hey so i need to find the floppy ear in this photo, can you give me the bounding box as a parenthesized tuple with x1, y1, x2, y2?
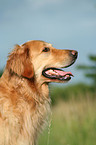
(7, 44, 34, 79)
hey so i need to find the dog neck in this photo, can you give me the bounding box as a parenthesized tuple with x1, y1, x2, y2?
(1, 68, 50, 104)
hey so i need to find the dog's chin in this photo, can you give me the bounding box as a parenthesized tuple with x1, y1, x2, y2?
(42, 77, 71, 83)
(42, 67, 73, 83)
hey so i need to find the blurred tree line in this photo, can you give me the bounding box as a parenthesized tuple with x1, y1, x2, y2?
(0, 70, 3, 77)
(77, 55, 96, 85)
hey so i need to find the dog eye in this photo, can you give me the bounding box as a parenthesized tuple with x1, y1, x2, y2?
(42, 47, 50, 52)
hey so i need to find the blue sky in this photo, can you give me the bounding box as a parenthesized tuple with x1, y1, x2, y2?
(0, 0, 96, 84)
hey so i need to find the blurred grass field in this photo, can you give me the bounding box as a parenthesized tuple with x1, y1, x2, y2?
(38, 84, 96, 145)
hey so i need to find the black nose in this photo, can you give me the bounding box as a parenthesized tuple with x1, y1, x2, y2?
(70, 50, 78, 59)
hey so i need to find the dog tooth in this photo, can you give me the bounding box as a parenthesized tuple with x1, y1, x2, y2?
(49, 69, 53, 72)
(49, 69, 53, 74)
(64, 76, 67, 79)
(66, 75, 69, 77)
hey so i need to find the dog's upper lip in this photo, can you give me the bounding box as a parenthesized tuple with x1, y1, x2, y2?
(63, 59, 77, 68)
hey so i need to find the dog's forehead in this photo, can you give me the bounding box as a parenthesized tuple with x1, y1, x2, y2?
(21, 40, 52, 47)
(44, 42, 52, 47)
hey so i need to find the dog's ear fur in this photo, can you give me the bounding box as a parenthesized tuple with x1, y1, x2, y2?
(7, 44, 34, 79)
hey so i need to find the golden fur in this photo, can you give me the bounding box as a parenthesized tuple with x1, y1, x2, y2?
(0, 40, 77, 145)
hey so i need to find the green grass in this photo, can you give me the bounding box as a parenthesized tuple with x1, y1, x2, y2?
(38, 98, 96, 145)
(50, 83, 96, 105)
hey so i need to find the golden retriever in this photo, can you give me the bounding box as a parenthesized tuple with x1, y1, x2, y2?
(0, 40, 78, 145)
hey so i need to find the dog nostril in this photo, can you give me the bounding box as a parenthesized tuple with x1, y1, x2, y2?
(71, 50, 78, 58)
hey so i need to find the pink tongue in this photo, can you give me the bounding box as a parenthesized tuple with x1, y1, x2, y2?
(55, 70, 73, 76)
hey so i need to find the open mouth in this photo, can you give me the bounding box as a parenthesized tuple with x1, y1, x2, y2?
(42, 67, 73, 81)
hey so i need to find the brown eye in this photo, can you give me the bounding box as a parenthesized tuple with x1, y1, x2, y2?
(42, 47, 50, 52)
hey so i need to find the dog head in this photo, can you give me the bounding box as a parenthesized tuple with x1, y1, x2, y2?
(7, 40, 78, 84)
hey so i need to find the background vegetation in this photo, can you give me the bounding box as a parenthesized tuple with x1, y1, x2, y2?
(0, 70, 3, 78)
